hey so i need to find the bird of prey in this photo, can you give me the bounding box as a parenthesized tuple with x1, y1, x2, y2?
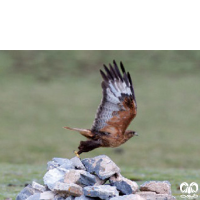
(64, 60, 138, 157)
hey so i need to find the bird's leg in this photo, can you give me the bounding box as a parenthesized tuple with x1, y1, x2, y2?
(73, 150, 80, 158)
(78, 140, 101, 154)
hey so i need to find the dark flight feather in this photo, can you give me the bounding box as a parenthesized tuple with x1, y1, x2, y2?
(109, 64, 118, 80)
(123, 71, 129, 87)
(100, 70, 108, 82)
(104, 65, 114, 80)
(113, 60, 123, 82)
(120, 61, 126, 74)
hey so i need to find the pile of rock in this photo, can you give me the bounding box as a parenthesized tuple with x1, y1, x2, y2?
(17, 155, 176, 200)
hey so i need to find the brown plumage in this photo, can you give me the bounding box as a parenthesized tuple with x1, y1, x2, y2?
(64, 60, 138, 156)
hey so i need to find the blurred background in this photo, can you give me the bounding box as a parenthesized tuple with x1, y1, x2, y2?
(0, 50, 200, 169)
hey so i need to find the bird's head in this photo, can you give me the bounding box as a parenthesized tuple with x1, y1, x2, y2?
(125, 130, 138, 139)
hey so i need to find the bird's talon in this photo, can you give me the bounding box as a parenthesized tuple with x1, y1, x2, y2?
(74, 150, 80, 158)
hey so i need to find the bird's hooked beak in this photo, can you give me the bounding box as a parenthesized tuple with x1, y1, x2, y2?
(134, 132, 139, 136)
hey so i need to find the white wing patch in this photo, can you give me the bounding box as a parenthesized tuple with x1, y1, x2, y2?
(109, 81, 121, 98)
(107, 80, 131, 101)
(106, 88, 120, 104)
(91, 61, 136, 132)
(121, 81, 132, 95)
(91, 79, 130, 131)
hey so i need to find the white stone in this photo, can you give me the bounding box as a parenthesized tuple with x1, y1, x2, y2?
(43, 168, 65, 190)
(26, 193, 41, 200)
(32, 181, 46, 192)
(40, 191, 54, 199)
(70, 157, 86, 170)
(110, 194, 145, 200)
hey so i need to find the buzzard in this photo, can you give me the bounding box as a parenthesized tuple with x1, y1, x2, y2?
(64, 60, 138, 157)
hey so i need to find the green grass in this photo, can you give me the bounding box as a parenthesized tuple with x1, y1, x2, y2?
(0, 163, 45, 199)
(1, 163, 199, 199)
(0, 72, 200, 168)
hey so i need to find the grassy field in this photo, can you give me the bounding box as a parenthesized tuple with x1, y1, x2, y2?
(1, 72, 200, 168)
(1, 163, 200, 199)
(0, 51, 200, 199)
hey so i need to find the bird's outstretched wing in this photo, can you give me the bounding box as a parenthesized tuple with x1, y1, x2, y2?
(91, 60, 137, 135)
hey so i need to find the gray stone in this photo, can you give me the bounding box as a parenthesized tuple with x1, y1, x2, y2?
(70, 157, 86, 170)
(16, 184, 40, 200)
(155, 194, 176, 200)
(47, 161, 60, 170)
(140, 181, 172, 195)
(47, 158, 74, 170)
(64, 169, 104, 187)
(137, 191, 176, 200)
(53, 182, 83, 197)
(82, 155, 120, 180)
(53, 158, 74, 170)
(43, 168, 66, 190)
(53, 158, 70, 165)
(54, 195, 67, 200)
(65, 196, 75, 200)
(136, 191, 157, 200)
(110, 173, 138, 195)
(74, 195, 94, 200)
(26, 193, 41, 200)
(32, 181, 46, 192)
(83, 185, 119, 200)
(110, 194, 145, 200)
(40, 191, 55, 199)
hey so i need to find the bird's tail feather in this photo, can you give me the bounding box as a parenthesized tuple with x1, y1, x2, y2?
(63, 126, 94, 138)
